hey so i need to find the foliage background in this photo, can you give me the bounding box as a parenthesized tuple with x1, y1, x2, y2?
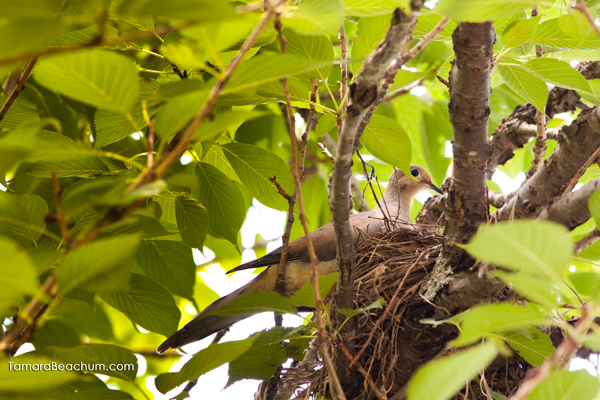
(2, 0, 600, 399)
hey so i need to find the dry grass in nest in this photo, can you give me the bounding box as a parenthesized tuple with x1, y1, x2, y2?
(283, 227, 525, 400)
(284, 227, 444, 399)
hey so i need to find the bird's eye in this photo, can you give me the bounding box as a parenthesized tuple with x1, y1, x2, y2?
(410, 168, 420, 178)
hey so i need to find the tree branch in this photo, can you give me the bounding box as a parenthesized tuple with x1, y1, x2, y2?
(435, 21, 494, 271)
(488, 62, 600, 178)
(0, 56, 37, 122)
(537, 175, 600, 230)
(494, 106, 600, 222)
(329, 4, 423, 393)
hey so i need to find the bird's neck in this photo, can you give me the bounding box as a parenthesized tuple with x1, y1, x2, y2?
(379, 186, 414, 223)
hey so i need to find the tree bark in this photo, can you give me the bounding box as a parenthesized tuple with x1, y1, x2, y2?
(329, 2, 423, 394)
(438, 22, 494, 268)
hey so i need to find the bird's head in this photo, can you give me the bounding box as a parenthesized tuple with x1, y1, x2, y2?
(388, 164, 443, 199)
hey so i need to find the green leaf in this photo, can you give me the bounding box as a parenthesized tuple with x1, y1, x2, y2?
(453, 303, 551, 347)
(496, 56, 548, 113)
(525, 58, 592, 93)
(569, 272, 600, 302)
(361, 115, 412, 175)
(118, 0, 236, 20)
(290, 273, 339, 308)
(501, 328, 554, 366)
(339, 298, 385, 318)
(0, 238, 39, 318)
(387, 70, 428, 93)
(531, 18, 600, 50)
(194, 110, 266, 142)
(34, 49, 139, 113)
(413, 12, 457, 40)
(194, 162, 246, 244)
(492, 271, 567, 308)
(284, 0, 344, 35)
(589, 189, 600, 227)
(285, 29, 334, 83)
(227, 327, 308, 387)
(207, 291, 296, 317)
(501, 16, 541, 48)
(0, 96, 39, 131)
(24, 155, 112, 178)
(0, 356, 77, 393)
(0, 193, 48, 247)
(558, 11, 593, 41)
(316, 114, 337, 137)
(223, 54, 330, 94)
(155, 336, 256, 394)
(0, 18, 63, 60)
(58, 236, 140, 294)
(527, 370, 599, 400)
(174, 195, 208, 249)
(434, 0, 538, 22)
(99, 273, 180, 337)
(462, 221, 572, 283)
(62, 176, 129, 221)
(95, 103, 159, 148)
(105, 215, 172, 239)
(55, 344, 138, 382)
(351, 14, 390, 75)
(154, 90, 207, 138)
(344, 0, 410, 16)
(136, 240, 195, 301)
(407, 342, 498, 400)
(222, 142, 295, 211)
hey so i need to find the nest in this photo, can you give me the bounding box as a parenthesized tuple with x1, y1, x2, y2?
(280, 228, 525, 400)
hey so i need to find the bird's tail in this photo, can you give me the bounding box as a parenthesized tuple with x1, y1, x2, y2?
(157, 271, 269, 354)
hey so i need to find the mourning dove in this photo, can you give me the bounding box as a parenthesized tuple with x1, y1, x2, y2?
(157, 164, 442, 353)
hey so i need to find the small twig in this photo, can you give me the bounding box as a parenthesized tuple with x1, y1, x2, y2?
(356, 150, 389, 229)
(436, 74, 450, 88)
(574, 228, 600, 254)
(561, 145, 600, 195)
(525, 13, 547, 180)
(0, 56, 38, 122)
(293, 98, 346, 400)
(350, 252, 425, 368)
(300, 78, 318, 179)
(318, 142, 336, 163)
(508, 305, 598, 400)
(270, 176, 292, 201)
(0, 272, 57, 353)
(382, 77, 426, 102)
(171, 64, 188, 79)
(531, 6, 544, 57)
(339, 23, 348, 114)
(340, 340, 387, 400)
(52, 174, 71, 244)
(575, 0, 600, 40)
(147, 119, 155, 168)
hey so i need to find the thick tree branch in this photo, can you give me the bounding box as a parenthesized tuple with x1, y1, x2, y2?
(488, 61, 600, 178)
(537, 176, 600, 230)
(435, 21, 494, 272)
(329, 2, 423, 393)
(494, 106, 600, 222)
(354, 16, 449, 152)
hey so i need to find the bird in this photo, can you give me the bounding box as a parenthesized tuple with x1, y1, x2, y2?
(157, 164, 442, 354)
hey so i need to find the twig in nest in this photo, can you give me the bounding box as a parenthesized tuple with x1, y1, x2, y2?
(340, 340, 388, 400)
(350, 252, 426, 368)
(318, 142, 336, 163)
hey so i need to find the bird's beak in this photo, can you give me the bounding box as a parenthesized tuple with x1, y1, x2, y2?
(424, 180, 443, 195)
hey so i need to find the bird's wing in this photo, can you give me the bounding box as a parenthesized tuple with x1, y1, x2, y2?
(226, 211, 383, 274)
